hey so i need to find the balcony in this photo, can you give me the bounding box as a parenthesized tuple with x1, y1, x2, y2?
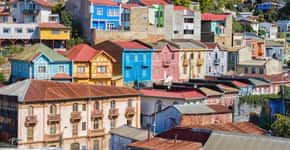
(108, 108, 119, 119)
(183, 59, 189, 66)
(47, 114, 60, 124)
(44, 133, 61, 142)
(88, 128, 105, 137)
(91, 110, 103, 120)
(25, 116, 37, 127)
(23, 9, 40, 15)
(125, 107, 135, 118)
(70, 112, 81, 123)
(214, 58, 220, 65)
(197, 58, 204, 66)
(91, 73, 112, 79)
(74, 73, 89, 79)
(0, 24, 38, 39)
(162, 60, 170, 67)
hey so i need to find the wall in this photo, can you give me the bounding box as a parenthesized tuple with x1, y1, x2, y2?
(180, 113, 232, 127)
(205, 48, 228, 76)
(111, 134, 133, 150)
(39, 28, 70, 40)
(10, 60, 30, 82)
(265, 59, 283, 75)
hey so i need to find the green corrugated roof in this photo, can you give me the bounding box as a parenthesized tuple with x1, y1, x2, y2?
(11, 43, 70, 62)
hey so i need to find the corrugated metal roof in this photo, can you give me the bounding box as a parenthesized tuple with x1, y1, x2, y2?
(248, 78, 270, 86)
(110, 126, 151, 141)
(174, 104, 230, 115)
(0, 80, 31, 102)
(203, 131, 290, 150)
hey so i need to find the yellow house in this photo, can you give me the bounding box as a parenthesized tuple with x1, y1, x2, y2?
(65, 44, 123, 86)
(39, 22, 70, 50)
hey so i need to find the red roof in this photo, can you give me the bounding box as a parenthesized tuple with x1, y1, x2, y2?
(39, 23, 68, 29)
(90, 0, 118, 6)
(174, 6, 189, 11)
(9, 0, 53, 8)
(203, 42, 218, 49)
(232, 81, 248, 88)
(121, 3, 141, 9)
(66, 44, 99, 62)
(244, 73, 290, 83)
(201, 13, 229, 21)
(140, 89, 205, 100)
(52, 73, 72, 80)
(114, 41, 151, 49)
(139, 0, 169, 6)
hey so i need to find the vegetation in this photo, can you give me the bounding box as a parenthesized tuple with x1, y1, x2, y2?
(259, 104, 272, 130)
(239, 94, 280, 106)
(278, 1, 290, 20)
(0, 72, 6, 83)
(271, 114, 290, 138)
(174, 0, 192, 7)
(1, 45, 24, 57)
(233, 18, 255, 33)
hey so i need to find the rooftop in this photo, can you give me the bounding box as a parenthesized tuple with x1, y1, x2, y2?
(114, 40, 152, 50)
(232, 81, 249, 88)
(110, 126, 151, 141)
(140, 89, 206, 100)
(39, 23, 68, 29)
(171, 39, 207, 50)
(0, 80, 141, 103)
(174, 104, 231, 115)
(90, 0, 118, 6)
(139, 0, 170, 6)
(202, 13, 229, 21)
(199, 87, 223, 97)
(244, 73, 290, 83)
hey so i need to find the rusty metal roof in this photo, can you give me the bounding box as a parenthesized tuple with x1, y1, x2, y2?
(0, 79, 141, 102)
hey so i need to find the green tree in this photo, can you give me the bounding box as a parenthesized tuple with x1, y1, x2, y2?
(51, 3, 63, 14)
(60, 11, 72, 28)
(174, 0, 192, 7)
(0, 72, 6, 83)
(199, 0, 215, 13)
(233, 18, 243, 32)
(271, 114, 290, 138)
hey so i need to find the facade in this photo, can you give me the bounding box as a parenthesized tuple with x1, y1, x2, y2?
(277, 20, 290, 32)
(65, 44, 122, 86)
(153, 104, 232, 134)
(171, 39, 207, 80)
(9, 43, 73, 82)
(259, 22, 278, 39)
(265, 40, 285, 61)
(203, 43, 227, 76)
(245, 39, 265, 58)
(39, 23, 70, 50)
(95, 40, 153, 86)
(0, 79, 141, 149)
(150, 39, 179, 82)
(201, 13, 232, 49)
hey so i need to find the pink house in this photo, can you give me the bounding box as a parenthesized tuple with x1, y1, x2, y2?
(151, 40, 180, 82)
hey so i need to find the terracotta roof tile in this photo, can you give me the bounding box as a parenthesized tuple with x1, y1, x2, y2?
(39, 23, 68, 29)
(90, 0, 118, 6)
(232, 81, 249, 88)
(10, 0, 53, 8)
(66, 44, 99, 62)
(174, 6, 189, 11)
(139, 0, 169, 6)
(202, 13, 229, 21)
(114, 41, 151, 49)
(121, 3, 141, 9)
(51, 73, 72, 80)
(140, 89, 206, 100)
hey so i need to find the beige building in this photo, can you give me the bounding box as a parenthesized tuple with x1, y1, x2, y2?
(237, 47, 283, 75)
(0, 80, 141, 150)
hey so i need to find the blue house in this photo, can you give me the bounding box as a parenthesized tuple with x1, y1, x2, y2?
(95, 40, 153, 86)
(277, 20, 290, 32)
(265, 40, 285, 61)
(9, 43, 73, 82)
(90, 0, 120, 30)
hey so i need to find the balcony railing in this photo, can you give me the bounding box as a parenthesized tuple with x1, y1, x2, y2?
(108, 108, 119, 119)
(25, 115, 37, 127)
(162, 60, 170, 67)
(44, 133, 61, 142)
(88, 128, 105, 137)
(197, 58, 204, 66)
(70, 112, 81, 123)
(125, 107, 135, 118)
(91, 110, 103, 120)
(47, 114, 60, 124)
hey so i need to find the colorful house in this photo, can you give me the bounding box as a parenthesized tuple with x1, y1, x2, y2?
(95, 40, 153, 87)
(39, 23, 70, 50)
(9, 43, 73, 82)
(90, 0, 120, 30)
(150, 39, 180, 82)
(65, 44, 122, 86)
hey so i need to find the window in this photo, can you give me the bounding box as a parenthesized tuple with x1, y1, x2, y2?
(244, 67, 248, 74)
(73, 103, 78, 112)
(28, 106, 33, 116)
(251, 67, 256, 74)
(3, 28, 10, 33)
(110, 100, 115, 109)
(209, 67, 211, 73)
(184, 18, 194, 23)
(128, 99, 132, 107)
(82, 122, 86, 131)
(27, 127, 33, 140)
(127, 119, 132, 126)
(171, 53, 175, 60)
(38, 66, 46, 73)
(184, 29, 194, 34)
(77, 66, 85, 73)
(50, 124, 56, 134)
(97, 8, 103, 15)
(190, 53, 194, 59)
(183, 67, 187, 74)
(71, 143, 80, 150)
(82, 104, 86, 111)
(134, 54, 138, 61)
(95, 102, 99, 110)
(106, 23, 114, 30)
(93, 119, 99, 129)
(259, 68, 264, 74)
(15, 28, 23, 33)
(156, 100, 162, 112)
(93, 140, 99, 150)
(27, 28, 34, 33)
(50, 104, 56, 114)
(59, 66, 64, 73)
(110, 119, 116, 129)
(72, 123, 78, 136)
(51, 29, 60, 35)
(97, 66, 107, 73)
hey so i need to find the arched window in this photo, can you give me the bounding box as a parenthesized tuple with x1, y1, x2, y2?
(156, 100, 162, 112)
(72, 103, 78, 112)
(50, 104, 56, 114)
(110, 100, 115, 109)
(28, 106, 33, 116)
(95, 102, 99, 110)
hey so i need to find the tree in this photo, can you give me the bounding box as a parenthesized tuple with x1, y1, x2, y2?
(174, 0, 192, 7)
(60, 11, 72, 28)
(233, 18, 243, 32)
(199, 0, 215, 13)
(278, 1, 290, 20)
(271, 114, 290, 138)
(0, 72, 6, 83)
